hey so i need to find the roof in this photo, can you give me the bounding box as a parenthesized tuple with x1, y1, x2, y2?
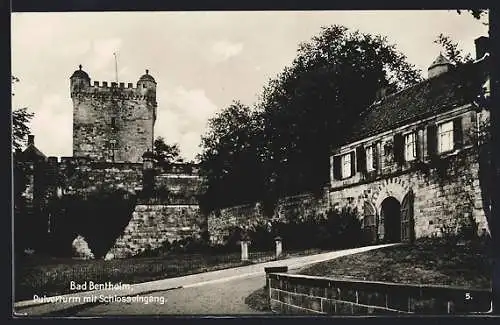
(70, 65, 90, 80)
(341, 58, 489, 146)
(18, 144, 47, 162)
(428, 53, 453, 69)
(138, 69, 156, 83)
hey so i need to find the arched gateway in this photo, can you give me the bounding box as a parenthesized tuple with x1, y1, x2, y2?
(380, 196, 401, 243)
(376, 191, 415, 243)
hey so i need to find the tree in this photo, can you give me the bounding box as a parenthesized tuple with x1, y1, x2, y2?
(153, 136, 183, 167)
(197, 101, 267, 211)
(12, 76, 34, 152)
(433, 34, 474, 66)
(456, 9, 489, 25)
(259, 25, 422, 196)
(198, 25, 423, 211)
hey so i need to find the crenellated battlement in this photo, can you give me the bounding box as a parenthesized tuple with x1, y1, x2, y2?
(46, 156, 144, 171)
(44, 156, 201, 178)
(92, 81, 135, 89)
(71, 81, 156, 101)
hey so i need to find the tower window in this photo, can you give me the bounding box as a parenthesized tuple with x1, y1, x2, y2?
(111, 117, 116, 129)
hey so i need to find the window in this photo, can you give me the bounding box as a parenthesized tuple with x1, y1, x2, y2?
(438, 121, 454, 153)
(111, 117, 116, 129)
(341, 153, 352, 179)
(404, 132, 417, 161)
(366, 146, 375, 171)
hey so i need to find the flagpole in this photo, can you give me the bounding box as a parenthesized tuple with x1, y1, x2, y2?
(113, 52, 118, 83)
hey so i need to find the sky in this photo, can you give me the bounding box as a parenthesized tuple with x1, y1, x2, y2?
(11, 10, 488, 161)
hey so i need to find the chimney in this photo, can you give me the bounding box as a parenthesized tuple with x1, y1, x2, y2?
(428, 53, 453, 79)
(475, 36, 489, 60)
(27, 135, 34, 146)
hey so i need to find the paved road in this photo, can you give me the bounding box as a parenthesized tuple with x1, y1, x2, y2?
(15, 244, 397, 316)
(75, 274, 268, 315)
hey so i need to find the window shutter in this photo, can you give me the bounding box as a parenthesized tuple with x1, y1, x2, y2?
(427, 124, 438, 158)
(356, 146, 366, 174)
(333, 156, 341, 180)
(453, 116, 463, 149)
(470, 111, 478, 125)
(393, 133, 404, 164)
(469, 111, 478, 145)
(373, 142, 381, 172)
(350, 151, 356, 176)
(416, 129, 424, 161)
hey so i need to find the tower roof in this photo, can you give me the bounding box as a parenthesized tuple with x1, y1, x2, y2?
(70, 64, 90, 80)
(428, 53, 453, 70)
(138, 69, 156, 83)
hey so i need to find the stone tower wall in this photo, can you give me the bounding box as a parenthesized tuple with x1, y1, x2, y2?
(71, 77, 156, 163)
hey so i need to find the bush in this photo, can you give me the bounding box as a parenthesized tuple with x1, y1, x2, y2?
(335, 208, 363, 248)
(456, 213, 479, 241)
(248, 224, 274, 251)
(244, 208, 363, 251)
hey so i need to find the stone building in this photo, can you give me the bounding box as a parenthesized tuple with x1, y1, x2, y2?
(70, 65, 157, 163)
(14, 67, 205, 258)
(328, 36, 491, 243)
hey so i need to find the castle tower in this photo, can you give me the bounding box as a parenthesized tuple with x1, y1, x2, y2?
(70, 65, 157, 163)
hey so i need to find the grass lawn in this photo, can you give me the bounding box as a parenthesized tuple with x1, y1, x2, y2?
(298, 239, 492, 289)
(15, 248, 324, 302)
(245, 239, 492, 312)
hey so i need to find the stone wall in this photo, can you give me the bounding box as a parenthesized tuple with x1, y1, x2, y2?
(16, 157, 207, 257)
(268, 273, 491, 315)
(207, 145, 489, 246)
(57, 159, 144, 196)
(109, 204, 204, 258)
(152, 174, 204, 205)
(329, 148, 489, 239)
(71, 77, 156, 163)
(207, 191, 329, 245)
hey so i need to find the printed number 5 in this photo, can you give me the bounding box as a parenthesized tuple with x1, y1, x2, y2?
(465, 293, 472, 300)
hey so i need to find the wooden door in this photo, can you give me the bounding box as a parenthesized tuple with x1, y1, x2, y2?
(400, 191, 415, 243)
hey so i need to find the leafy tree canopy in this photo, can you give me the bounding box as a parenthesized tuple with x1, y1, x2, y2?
(197, 101, 267, 210)
(433, 33, 474, 66)
(12, 76, 34, 152)
(199, 25, 424, 210)
(258, 25, 423, 195)
(153, 136, 183, 166)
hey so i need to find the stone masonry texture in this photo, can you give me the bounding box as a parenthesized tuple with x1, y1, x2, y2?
(267, 273, 491, 315)
(208, 191, 330, 245)
(109, 204, 204, 258)
(71, 69, 156, 163)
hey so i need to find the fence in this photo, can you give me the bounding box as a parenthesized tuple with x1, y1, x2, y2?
(268, 273, 491, 315)
(16, 249, 311, 302)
